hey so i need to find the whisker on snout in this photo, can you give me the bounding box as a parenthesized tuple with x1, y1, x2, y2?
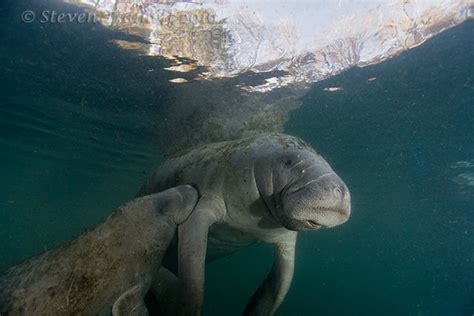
(287, 173, 337, 195)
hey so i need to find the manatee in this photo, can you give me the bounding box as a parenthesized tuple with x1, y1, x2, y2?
(0, 185, 198, 316)
(138, 133, 351, 315)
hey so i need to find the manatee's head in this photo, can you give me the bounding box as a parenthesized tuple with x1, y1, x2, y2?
(159, 185, 200, 224)
(256, 148, 351, 231)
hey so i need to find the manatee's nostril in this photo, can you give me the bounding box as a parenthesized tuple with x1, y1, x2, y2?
(333, 186, 342, 199)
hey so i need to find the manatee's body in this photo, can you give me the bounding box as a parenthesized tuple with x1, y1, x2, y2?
(139, 133, 351, 315)
(0, 186, 198, 316)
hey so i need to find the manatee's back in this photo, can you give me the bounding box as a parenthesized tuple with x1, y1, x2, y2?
(0, 256, 39, 314)
(138, 139, 247, 196)
(0, 247, 79, 315)
(137, 153, 192, 196)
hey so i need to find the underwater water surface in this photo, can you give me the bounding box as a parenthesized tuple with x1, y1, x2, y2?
(0, 1, 473, 315)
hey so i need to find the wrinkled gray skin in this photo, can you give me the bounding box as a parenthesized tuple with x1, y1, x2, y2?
(139, 133, 351, 315)
(0, 185, 198, 316)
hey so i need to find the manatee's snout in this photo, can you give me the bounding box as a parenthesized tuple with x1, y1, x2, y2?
(284, 173, 351, 230)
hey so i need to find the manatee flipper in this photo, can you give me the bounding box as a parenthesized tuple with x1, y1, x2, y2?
(177, 196, 223, 315)
(243, 233, 297, 316)
(112, 284, 149, 316)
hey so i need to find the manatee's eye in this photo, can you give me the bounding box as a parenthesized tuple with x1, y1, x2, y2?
(284, 159, 294, 167)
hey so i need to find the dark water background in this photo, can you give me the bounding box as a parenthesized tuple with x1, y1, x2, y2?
(1, 1, 473, 315)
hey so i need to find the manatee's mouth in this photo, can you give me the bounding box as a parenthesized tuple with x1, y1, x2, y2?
(305, 220, 324, 229)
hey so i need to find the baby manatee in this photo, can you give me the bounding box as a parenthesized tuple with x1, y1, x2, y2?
(0, 185, 198, 316)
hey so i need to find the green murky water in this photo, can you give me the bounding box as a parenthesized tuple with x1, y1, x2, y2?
(1, 1, 472, 315)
